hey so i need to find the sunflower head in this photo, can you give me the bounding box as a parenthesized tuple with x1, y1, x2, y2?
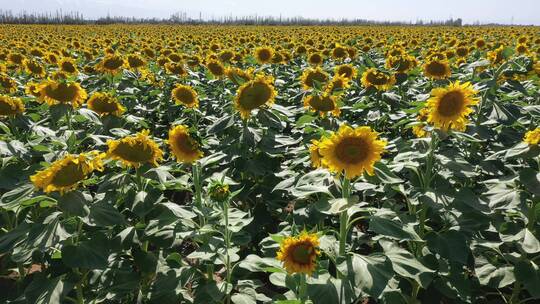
(254, 47, 275, 64)
(37, 80, 87, 108)
(234, 74, 276, 120)
(332, 44, 348, 60)
(335, 64, 357, 80)
(487, 46, 505, 66)
(301, 67, 329, 90)
(165, 62, 188, 76)
(98, 54, 125, 74)
(318, 125, 387, 178)
(0, 95, 25, 116)
(168, 125, 204, 163)
(0, 75, 17, 94)
(23, 59, 46, 77)
(208, 180, 230, 202)
(206, 59, 225, 77)
(276, 232, 320, 275)
(524, 128, 540, 145)
(87, 92, 125, 116)
(30, 151, 104, 194)
(426, 81, 479, 132)
(58, 57, 78, 74)
(106, 130, 164, 168)
(171, 84, 199, 108)
(25, 82, 41, 97)
(412, 108, 431, 138)
(361, 68, 396, 91)
(225, 67, 253, 86)
(304, 93, 340, 117)
(127, 54, 146, 70)
(423, 59, 452, 80)
(326, 74, 351, 95)
(309, 139, 322, 168)
(308, 53, 324, 66)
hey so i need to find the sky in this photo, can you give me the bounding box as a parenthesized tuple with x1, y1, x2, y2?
(1, 0, 539, 25)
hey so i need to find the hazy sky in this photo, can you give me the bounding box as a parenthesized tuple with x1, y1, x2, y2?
(2, 0, 539, 25)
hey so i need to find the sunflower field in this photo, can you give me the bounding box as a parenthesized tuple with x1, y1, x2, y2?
(0, 24, 540, 304)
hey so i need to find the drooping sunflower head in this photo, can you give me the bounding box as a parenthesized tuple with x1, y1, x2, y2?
(87, 92, 125, 116)
(171, 84, 199, 108)
(58, 57, 78, 74)
(303, 93, 341, 117)
(326, 74, 351, 95)
(165, 62, 188, 76)
(37, 80, 87, 108)
(0, 95, 25, 116)
(423, 59, 452, 80)
(335, 64, 357, 80)
(225, 67, 253, 86)
(319, 125, 387, 178)
(487, 46, 505, 66)
(254, 47, 275, 64)
(127, 54, 146, 70)
(412, 107, 431, 138)
(301, 67, 329, 90)
(309, 139, 322, 168)
(234, 74, 276, 119)
(98, 54, 125, 74)
(524, 128, 540, 145)
(361, 68, 396, 91)
(0, 75, 17, 94)
(106, 130, 164, 168)
(168, 125, 204, 164)
(7, 53, 24, 65)
(206, 59, 225, 78)
(276, 232, 320, 275)
(426, 81, 479, 132)
(30, 151, 104, 194)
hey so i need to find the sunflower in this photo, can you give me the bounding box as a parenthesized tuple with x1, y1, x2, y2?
(168, 125, 204, 163)
(0, 95, 25, 116)
(165, 62, 188, 76)
(487, 46, 505, 66)
(254, 47, 275, 64)
(319, 125, 387, 178)
(106, 130, 164, 168)
(361, 68, 396, 91)
(423, 59, 451, 80)
(23, 59, 46, 77)
(276, 232, 320, 275)
(326, 75, 351, 95)
(37, 80, 87, 108)
(0, 75, 17, 94)
(30, 151, 104, 194)
(25, 82, 41, 97)
(87, 92, 125, 116)
(524, 128, 540, 145)
(171, 84, 199, 108)
(309, 139, 322, 168)
(304, 93, 340, 117)
(98, 54, 125, 74)
(58, 57, 78, 75)
(206, 59, 225, 77)
(426, 81, 479, 131)
(412, 108, 431, 138)
(225, 67, 253, 86)
(301, 67, 329, 90)
(332, 44, 348, 60)
(308, 53, 324, 66)
(335, 64, 357, 80)
(127, 54, 146, 70)
(234, 74, 276, 119)
(386, 54, 418, 73)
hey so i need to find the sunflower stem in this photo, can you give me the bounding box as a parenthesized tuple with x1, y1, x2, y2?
(192, 162, 204, 226)
(298, 273, 308, 303)
(338, 178, 351, 257)
(223, 198, 232, 304)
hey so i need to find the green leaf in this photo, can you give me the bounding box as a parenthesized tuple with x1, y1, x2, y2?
(514, 260, 540, 299)
(62, 233, 110, 269)
(425, 230, 469, 265)
(87, 200, 127, 227)
(24, 275, 74, 304)
(369, 217, 421, 241)
(380, 240, 434, 287)
(338, 253, 393, 298)
(519, 168, 540, 196)
(522, 229, 540, 254)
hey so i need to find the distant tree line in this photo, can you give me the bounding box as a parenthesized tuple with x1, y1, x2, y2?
(0, 9, 467, 26)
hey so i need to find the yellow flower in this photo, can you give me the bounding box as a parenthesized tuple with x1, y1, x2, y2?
(0, 95, 25, 116)
(319, 125, 387, 178)
(334, 64, 357, 80)
(126, 54, 146, 70)
(225, 67, 253, 86)
(106, 130, 163, 168)
(206, 59, 225, 77)
(234, 74, 276, 119)
(30, 151, 104, 194)
(254, 46, 275, 64)
(309, 139, 322, 168)
(171, 84, 199, 108)
(98, 54, 125, 74)
(165, 62, 188, 76)
(308, 53, 324, 66)
(168, 125, 203, 163)
(326, 74, 351, 95)
(423, 59, 451, 80)
(58, 57, 78, 75)
(0, 75, 17, 94)
(87, 92, 125, 116)
(276, 232, 320, 275)
(301, 67, 329, 90)
(303, 93, 340, 117)
(524, 128, 540, 145)
(426, 81, 479, 132)
(37, 80, 87, 108)
(23, 59, 46, 77)
(361, 68, 396, 91)
(25, 82, 41, 97)
(487, 46, 505, 66)
(412, 108, 431, 138)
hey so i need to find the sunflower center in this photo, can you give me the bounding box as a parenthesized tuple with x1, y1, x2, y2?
(45, 83, 79, 103)
(308, 95, 335, 112)
(113, 141, 155, 163)
(291, 243, 313, 265)
(335, 137, 370, 164)
(438, 91, 464, 117)
(208, 62, 224, 76)
(174, 133, 198, 153)
(238, 82, 272, 110)
(51, 161, 86, 187)
(257, 49, 272, 61)
(92, 97, 119, 113)
(426, 61, 447, 76)
(62, 62, 76, 73)
(174, 89, 195, 105)
(0, 100, 15, 115)
(306, 72, 327, 88)
(338, 67, 353, 78)
(103, 57, 123, 70)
